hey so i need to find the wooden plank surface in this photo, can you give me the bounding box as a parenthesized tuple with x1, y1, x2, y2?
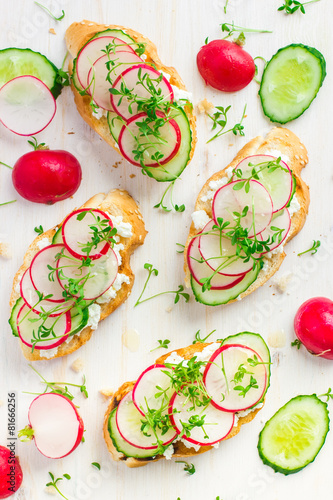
(1, 0, 333, 499)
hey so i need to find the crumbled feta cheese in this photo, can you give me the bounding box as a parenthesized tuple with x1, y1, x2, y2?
(266, 245, 284, 259)
(195, 343, 221, 366)
(113, 243, 124, 266)
(212, 442, 220, 449)
(181, 439, 200, 452)
(86, 303, 101, 330)
(288, 194, 300, 217)
(225, 166, 234, 179)
(264, 149, 290, 165)
(97, 273, 130, 303)
(191, 210, 210, 230)
(197, 98, 214, 115)
(14, 274, 23, 294)
(163, 444, 174, 459)
(71, 358, 84, 373)
(233, 414, 239, 427)
(164, 352, 185, 365)
(39, 347, 59, 359)
(274, 273, 293, 293)
(171, 84, 192, 102)
(261, 259, 270, 273)
(200, 177, 228, 202)
(109, 215, 133, 238)
(37, 237, 51, 250)
(237, 402, 264, 418)
(92, 107, 107, 120)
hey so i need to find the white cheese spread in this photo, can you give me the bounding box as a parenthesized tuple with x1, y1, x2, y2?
(191, 210, 210, 230)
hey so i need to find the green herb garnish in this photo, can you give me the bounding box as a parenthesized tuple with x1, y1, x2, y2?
(291, 339, 302, 349)
(46, 472, 70, 500)
(193, 329, 216, 344)
(207, 104, 246, 143)
(297, 240, 321, 256)
(34, 1, 65, 20)
(150, 339, 171, 352)
(154, 179, 185, 213)
(278, 0, 320, 15)
(34, 225, 44, 235)
(175, 460, 196, 475)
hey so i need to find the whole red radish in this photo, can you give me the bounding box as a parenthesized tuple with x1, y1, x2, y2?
(197, 38, 255, 92)
(0, 446, 23, 499)
(12, 137, 82, 204)
(19, 393, 84, 459)
(294, 297, 333, 359)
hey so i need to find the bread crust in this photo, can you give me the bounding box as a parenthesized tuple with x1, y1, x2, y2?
(184, 127, 310, 301)
(65, 21, 196, 174)
(10, 189, 147, 361)
(103, 342, 263, 468)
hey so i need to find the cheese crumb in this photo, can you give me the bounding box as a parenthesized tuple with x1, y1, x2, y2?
(274, 273, 293, 293)
(197, 98, 214, 114)
(37, 237, 51, 250)
(163, 444, 174, 459)
(71, 358, 84, 373)
(191, 210, 210, 230)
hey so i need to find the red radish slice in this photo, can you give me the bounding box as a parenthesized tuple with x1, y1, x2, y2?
(212, 180, 273, 238)
(187, 234, 247, 289)
(62, 208, 113, 260)
(17, 304, 71, 350)
(233, 155, 293, 213)
(260, 209, 291, 253)
(116, 392, 177, 450)
(111, 64, 174, 120)
(198, 220, 253, 277)
(57, 248, 118, 301)
(132, 364, 173, 417)
(118, 111, 181, 167)
(203, 344, 267, 412)
(20, 269, 74, 316)
(76, 36, 136, 88)
(168, 387, 234, 446)
(30, 244, 67, 303)
(87, 52, 143, 110)
(0, 76, 56, 136)
(28, 393, 84, 458)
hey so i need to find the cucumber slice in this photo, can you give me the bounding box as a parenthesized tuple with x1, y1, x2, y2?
(0, 48, 62, 99)
(51, 227, 63, 244)
(259, 44, 326, 124)
(69, 306, 89, 336)
(222, 332, 271, 401)
(258, 395, 329, 475)
(286, 174, 297, 208)
(191, 265, 260, 306)
(91, 29, 140, 53)
(145, 107, 192, 182)
(8, 297, 24, 337)
(71, 57, 84, 92)
(108, 408, 158, 459)
(107, 111, 125, 143)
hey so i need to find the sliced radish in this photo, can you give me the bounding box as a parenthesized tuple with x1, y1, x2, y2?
(20, 268, 74, 316)
(233, 155, 293, 213)
(29, 244, 67, 302)
(62, 208, 113, 260)
(203, 344, 267, 412)
(212, 180, 273, 238)
(198, 220, 253, 277)
(260, 209, 291, 253)
(28, 393, 84, 458)
(187, 234, 247, 289)
(17, 304, 71, 350)
(118, 111, 181, 167)
(87, 52, 143, 110)
(132, 365, 173, 417)
(116, 392, 177, 450)
(0, 76, 56, 136)
(168, 387, 234, 446)
(76, 36, 136, 88)
(111, 64, 174, 120)
(57, 247, 118, 300)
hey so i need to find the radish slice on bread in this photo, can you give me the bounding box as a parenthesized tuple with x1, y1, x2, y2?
(27, 393, 84, 458)
(0, 75, 56, 136)
(203, 344, 267, 412)
(132, 364, 173, 416)
(29, 244, 67, 302)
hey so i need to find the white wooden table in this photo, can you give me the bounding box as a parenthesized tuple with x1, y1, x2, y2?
(1, 1, 333, 499)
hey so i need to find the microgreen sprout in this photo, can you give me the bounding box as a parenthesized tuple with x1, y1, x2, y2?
(233, 375, 258, 398)
(56, 51, 71, 87)
(75, 210, 117, 257)
(224, 0, 229, 14)
(154, 179, 185, 213)
(175, 460, 196, 475)
(0, 200, 16, 207)
(176, 243, 185, 254)
(0, 161, 12, 169)
(193, 329, 216, 344)
(278, 0, 320, 15)
(297, 240, 321, 256)
(91, 462, 101, 470)
(291, 339, 302, 349)
(34, 2, 65, 20)
(34, 225, 44, 235)
(253, 56, 267, 84)
(18, 425, 34, 442)
(319, 388, 333, 402)
(221, 22, 272, 40)
(46, 472, 71, 500)
(150, 339, 171, 352)
(135, 263, 189, 306)
(207, 104, 246, 143)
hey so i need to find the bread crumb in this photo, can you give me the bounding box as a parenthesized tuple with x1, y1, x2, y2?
(100, 389, 114, 399)
(71, 358, 84, 373)
(274, 273, 293, 293)
(112, 161, 122, 169)
(0, 242, 11, 259)
(68, 131, 75, 135)
(49, 28, 56, 35)
(0, 400, 4, 406)
(197, 98, 214, 114)
(165, 306, 173, 313)
(129, 174, 136, 178)
(268, 330, 286, 348)
(45, 486, 57, 495)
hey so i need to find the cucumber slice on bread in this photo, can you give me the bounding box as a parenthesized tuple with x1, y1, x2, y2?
(258, 395, 329, 475)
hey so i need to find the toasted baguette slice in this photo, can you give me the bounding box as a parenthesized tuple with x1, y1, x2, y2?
(103, 342, 264, 468)
(65, 21, 196, 178)
(184, 127, 310, 303)
(10, 189, 147, 361)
